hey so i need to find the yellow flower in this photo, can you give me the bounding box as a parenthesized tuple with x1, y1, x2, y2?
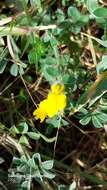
(33, 83, 67, 122)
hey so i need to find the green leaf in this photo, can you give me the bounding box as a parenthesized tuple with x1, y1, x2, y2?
(68, 6, 81, 22)
(46, 117, 61, 128)
(13, 157, 21, 165)
(28, 49, 37, 65)
(43, 32, 50, 42)
(61, 119, 69, 126)
(68, 6, 89, 24)
(58, 185, 66, 190)
(86, 0, 99, 15)
(18, 122, 28, 134)
(30, 0, 41, 7)
(9, 125, 20, 134)
(92, 115, 103, 128)
(24, 0, 29, 5)
(21, 62, 27, 68)
(79, 108, 88, 114)
(62, 74, 77, 90)
(42, 169, 55, 179)
(10, 63, 18, 76)
(43, 66, 59, 82)
(96, 55, 107, 74)
(41, 57, 56, 65)
(69, 181, 76, 190)
(94, 112, 107, 123)
(19, 65, 24, 75)
(80, 115, 91, 125)
(0, 157, 4, 164)
(35, 38, 45, 60)
(27, 158, 36, 168)
(56, 9, 65, 22)
(21, 180, 30, 190)
(19, 135, 29, 146)
(50, 37, 58, 47)
(93, 7, 107, 18)
(20, 155, 28, 163)
(0, 123, 5, 132)
(46, 57, 56, 65)
(27, 132, 40, 140)
(61, 54, 70, 65)
(41, 160, 54, 170)
(46, 67, 59, 77)
(0, 60, 7, 74)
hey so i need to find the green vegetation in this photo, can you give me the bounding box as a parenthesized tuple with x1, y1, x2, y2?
(1, 0, 107, 189)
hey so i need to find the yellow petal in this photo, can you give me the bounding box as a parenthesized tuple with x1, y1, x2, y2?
(44, 93, 56, 117)
(33, 100, 47, 122)
(33, 108, 46, 122)
(57, 93, 67, 110)
(51, 83, 64, 94)
(46, 92, 67, 117)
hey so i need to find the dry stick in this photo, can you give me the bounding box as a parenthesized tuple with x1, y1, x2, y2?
(82, 184, 104, 189)
(87, 29, 97, 67)
(0, 25, 57, 37)
(7, 35, 15, 59)
(0, 77, 19, 96)
(88, 157, 107, 173)
(29, 74, 43, 92)
(81, 32, 101, 45)
(99, 0, 107, 6)
(53, 127, 60, 158)
(0, 133, 24, 155)
(0, 181, 7, 190)
(19, 73, 37, 107)
(53, 116, 61, 159)
(0, 10, 26, 27)
(0, 17, 13, 26)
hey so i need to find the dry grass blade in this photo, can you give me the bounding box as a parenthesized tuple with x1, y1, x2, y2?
(0, 134, 24, 155)
(0, 17, 12, 26)
(87, 29, 97, 67)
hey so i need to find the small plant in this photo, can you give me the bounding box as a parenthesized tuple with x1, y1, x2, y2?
(1, 0, 107, 189)
(9, 153, 55, 190)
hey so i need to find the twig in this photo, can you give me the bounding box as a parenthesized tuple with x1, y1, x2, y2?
(0, 17, 12, 26)
(82, 184, 104, 189)
(0, 181, 7, 190)
(0, 77, 19, 96)
(19, 73, 37, 107)
(7, 35, 15, 59)
(0, 25, 57, 37)
(87, 29, 97, 66)
(0, 133, 24, 155)
(89, 157, 107, 172)
(53, 116, 62, 158)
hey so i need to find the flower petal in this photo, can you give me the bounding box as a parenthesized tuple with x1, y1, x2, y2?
(51, 83, 64, 94)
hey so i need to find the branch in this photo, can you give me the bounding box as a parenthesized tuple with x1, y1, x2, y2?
(0, 25, 57, 37)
